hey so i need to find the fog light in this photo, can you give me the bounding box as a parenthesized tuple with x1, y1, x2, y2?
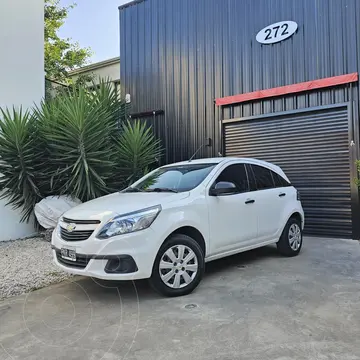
(104, 256, 138, 274)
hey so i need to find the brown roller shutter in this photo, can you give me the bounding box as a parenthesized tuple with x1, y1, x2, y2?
(223, 106, 351, 238)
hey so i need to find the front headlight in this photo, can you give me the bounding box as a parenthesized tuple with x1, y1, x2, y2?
(96, 205, 161, 239)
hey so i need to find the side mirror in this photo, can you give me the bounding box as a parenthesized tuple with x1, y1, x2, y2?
(209, 181, 238, 196)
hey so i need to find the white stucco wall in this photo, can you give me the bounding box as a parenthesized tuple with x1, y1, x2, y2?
(51, 58, 121, 98)
(77, 62, 120, 84)
(0, 0, 44, 240)
(69, 58, 121, 94)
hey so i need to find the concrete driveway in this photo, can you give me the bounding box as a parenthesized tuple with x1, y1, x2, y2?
(1, 237, 360, 360)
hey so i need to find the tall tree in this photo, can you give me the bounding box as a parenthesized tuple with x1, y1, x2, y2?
(44, 0, 92, 82)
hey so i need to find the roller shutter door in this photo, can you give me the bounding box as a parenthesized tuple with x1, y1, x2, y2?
(224, 106, 351, 238)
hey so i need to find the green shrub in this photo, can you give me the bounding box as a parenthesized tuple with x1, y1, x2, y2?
(36, 85, 119, 200)
(116, 120, 162, 187)
(0, 80, 163, 223)
(0, 108, 45, 221)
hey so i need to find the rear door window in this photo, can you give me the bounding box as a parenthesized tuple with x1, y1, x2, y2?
(248, 164, 275, 191)
(271, 171, 291, 188)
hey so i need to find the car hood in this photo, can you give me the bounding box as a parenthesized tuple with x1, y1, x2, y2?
(63, 192, 190, 223)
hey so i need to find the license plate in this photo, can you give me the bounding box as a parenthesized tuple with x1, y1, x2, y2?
(61, 247, 76, 262)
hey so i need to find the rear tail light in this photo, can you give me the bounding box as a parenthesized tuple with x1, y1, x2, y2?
(296, 190, 301, 201)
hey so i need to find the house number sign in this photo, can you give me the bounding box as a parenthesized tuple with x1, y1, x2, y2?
(256, 21, 298, 45)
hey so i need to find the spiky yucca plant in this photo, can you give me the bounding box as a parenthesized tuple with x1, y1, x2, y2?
(0, 108, 45, 221)
(0, 80, 163, 224)
(116, 120, 163, 187)
(36, 86, 119, 201)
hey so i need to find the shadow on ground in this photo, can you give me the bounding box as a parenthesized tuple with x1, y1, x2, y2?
(1, 238, 360, 360)
(71, 244, 282, 304)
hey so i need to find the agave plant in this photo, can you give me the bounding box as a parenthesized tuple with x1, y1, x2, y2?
(0, 79, 164, 224)
(90, 78, 130, 129)
(35, 86, 119, 201)
(115, 120, 163, 187)
(0, 108, 46, 222)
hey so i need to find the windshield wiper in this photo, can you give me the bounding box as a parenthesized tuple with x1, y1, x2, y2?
(145, 188, 178, 193)
(123, 186, 143, 193)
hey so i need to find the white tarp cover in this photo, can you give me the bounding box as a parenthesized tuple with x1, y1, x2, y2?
(34, 196, 82, 229)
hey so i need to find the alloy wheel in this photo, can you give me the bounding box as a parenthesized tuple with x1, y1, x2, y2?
(288, 223, 302, 251)
(159, 245, 199, 289)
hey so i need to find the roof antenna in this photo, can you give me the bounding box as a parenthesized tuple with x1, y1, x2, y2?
(189, 138, 212, 162)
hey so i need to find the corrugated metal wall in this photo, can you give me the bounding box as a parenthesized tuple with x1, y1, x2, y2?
(119, 0, 360, 162)
(119, 0, 360, 238)
(224, 105, 352, 238)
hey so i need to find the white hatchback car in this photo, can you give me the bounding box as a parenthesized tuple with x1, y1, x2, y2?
(52, 157, 304, 297)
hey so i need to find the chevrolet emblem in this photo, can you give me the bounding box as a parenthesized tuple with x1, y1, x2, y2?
(66, 223, 76, 232)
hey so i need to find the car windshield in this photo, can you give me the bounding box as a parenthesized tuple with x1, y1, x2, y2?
(125, 163, 217, 193)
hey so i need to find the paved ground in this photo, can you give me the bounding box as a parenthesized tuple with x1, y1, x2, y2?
(1, 237, 360, 360)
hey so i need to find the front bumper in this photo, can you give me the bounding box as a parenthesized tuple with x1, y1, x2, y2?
(51, 227, 160, 280)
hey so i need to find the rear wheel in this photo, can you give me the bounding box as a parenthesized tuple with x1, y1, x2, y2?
(149, 234, 205, 297)
(277, 217, 303, 257)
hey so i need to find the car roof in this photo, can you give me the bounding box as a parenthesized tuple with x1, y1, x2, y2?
(164, 157, 268, 167)
(163, 157, 290, 182)
(163, 157, 227, 166)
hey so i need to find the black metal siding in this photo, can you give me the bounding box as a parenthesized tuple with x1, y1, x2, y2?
(120, 0, 360, 238)
(120, 0, 360, 160)
(224, 105, 352, 238)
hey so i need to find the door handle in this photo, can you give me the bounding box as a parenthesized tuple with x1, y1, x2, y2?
(279, 193, 286, 197)
(245, 199, 255, 204)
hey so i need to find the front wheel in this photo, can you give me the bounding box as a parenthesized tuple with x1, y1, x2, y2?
(277, 217, 303, 257)
(149, 234, 205, 297)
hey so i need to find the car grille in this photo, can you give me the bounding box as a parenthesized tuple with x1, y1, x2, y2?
(55, 251, 90, 269)
(60, 227, 94, 242)
(62, 217, 101, 225)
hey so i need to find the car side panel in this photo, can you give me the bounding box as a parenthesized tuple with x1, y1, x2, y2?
(152, 192, 211, 255)
(275, 187, 305, 239)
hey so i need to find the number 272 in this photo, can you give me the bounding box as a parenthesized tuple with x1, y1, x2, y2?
(264, 24, 289, 40)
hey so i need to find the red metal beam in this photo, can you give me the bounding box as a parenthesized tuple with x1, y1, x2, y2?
(215, 72, 359, 106)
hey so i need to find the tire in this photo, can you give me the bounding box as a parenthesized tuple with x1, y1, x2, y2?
(277, 217, 303, 257)
(149, 234, 205, 297)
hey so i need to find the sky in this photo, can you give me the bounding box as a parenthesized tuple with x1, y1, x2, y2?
(59, 0, 132, 63)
